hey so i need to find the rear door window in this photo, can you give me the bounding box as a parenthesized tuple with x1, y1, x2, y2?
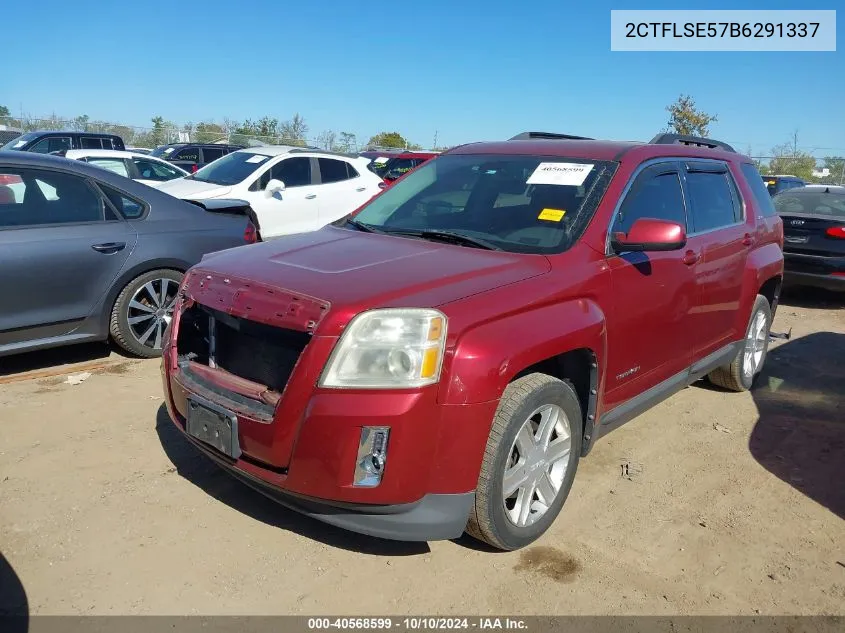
(318, 158, 354, 183)
(684, 163, 743, 233)
(201, 147, 224, 163)
(80, 137, 105, 149)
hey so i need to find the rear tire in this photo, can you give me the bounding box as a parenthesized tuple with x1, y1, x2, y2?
(110, 269, 183, 358)
(708, 294, 772, 392)
(466, 373, 582, 551)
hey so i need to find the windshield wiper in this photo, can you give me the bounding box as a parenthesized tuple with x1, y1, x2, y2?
(383, 229, 501, 251)
(343, 217, 384, 233)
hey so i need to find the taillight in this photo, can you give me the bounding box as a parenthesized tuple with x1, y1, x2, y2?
(825, 226, 845, 239)
(244, 221, 258, 243)
(191, 164, 199, 173)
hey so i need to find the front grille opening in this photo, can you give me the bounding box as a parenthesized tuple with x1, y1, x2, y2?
(177, 304, 310, 393)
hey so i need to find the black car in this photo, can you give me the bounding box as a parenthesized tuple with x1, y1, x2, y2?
(774, 184, 845, 292)
(762, 174, 807, 196)
(151, 143, 244, 173)
(0, 151, 260, 359)
(1, 130, 126, 154)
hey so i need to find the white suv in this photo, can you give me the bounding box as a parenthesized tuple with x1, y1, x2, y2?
(153, 146, 385, 238)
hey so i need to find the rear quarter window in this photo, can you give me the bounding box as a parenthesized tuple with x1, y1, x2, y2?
(740, 164, 777, 217)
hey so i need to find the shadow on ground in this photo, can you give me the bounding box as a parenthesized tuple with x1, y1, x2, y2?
(155, 405, 431, 556)
(778, 286, 845, 310)
(0, 342, 118, 377)
(749, 331, 845, 520)
(0, 553, 28, 632)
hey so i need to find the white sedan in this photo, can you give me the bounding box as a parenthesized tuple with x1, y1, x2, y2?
(64, 149, 189, 185)
(152, 146, 384, 238)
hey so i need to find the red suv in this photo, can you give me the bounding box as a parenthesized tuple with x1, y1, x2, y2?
(161, 131, 784, 551)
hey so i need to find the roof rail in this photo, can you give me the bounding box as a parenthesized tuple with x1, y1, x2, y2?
(288, 147, 361, 159)
(509, 132, 594, 141)
(649, 133, 735, 153)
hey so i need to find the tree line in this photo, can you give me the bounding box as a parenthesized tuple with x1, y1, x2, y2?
(0, 105, 426, 152)
(2, 101, 840, 182)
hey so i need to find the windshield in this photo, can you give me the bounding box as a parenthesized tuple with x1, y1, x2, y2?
(774, 191, 845, 217)
(190, 151, 270, 185)
(350, 154, 617, 254)
(1, 132, 39, 151)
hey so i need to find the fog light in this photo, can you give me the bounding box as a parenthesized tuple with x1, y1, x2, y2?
(353, 426, 390, 487)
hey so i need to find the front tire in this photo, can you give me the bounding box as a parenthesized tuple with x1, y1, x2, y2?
(466, 373, 582, 551)
(110, 269, 183, 358)
(708, 294, 772, 392)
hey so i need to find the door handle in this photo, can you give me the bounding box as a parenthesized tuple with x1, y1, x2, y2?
(305, 194, 317, 199)
(682, 250, 700, 266)
(742, 233, 754, 246)
(355, 187, 366, 192)
(91, 242, 126, 254)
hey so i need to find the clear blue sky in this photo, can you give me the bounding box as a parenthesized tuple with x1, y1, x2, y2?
(2, 0, 842, 156)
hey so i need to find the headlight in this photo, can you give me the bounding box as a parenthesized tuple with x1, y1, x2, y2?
(319, 308, 447, 389)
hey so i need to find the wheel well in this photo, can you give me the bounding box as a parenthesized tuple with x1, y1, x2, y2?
(102, 264, 188, 323)
(512, 348, 598, 458)
(759, 276, 782, 313)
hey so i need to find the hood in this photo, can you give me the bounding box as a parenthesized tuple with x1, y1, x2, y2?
(153, 177, 232, 199)
(190, 226, 550, 334)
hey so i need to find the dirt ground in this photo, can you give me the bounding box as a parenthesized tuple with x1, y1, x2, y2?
(1, 288, 844, 617)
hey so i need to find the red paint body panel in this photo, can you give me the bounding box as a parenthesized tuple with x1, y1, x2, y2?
(160, 137, 785, 527)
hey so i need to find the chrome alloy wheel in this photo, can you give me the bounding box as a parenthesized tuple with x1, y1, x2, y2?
(502, 404, 572, 528)
(126, 278, 179, 351)
(743, 309, 768, 378)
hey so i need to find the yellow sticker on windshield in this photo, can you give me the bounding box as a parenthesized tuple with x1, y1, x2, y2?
(538, 208, 565, 222)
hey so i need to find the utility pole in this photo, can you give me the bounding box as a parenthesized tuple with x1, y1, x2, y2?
(433, 130, 438, 150)
(839, 159, 845, 186)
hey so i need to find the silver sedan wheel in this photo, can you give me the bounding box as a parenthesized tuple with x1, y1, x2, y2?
(743, 309, 768, 378)
(502, 404, 572, 528)
(126, 278, 179, 351)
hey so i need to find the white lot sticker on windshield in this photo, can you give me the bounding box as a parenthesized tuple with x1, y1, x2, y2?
(246, 154, 268, 164)
(374, 156, 390, 164)
(527, 162, 594, 187)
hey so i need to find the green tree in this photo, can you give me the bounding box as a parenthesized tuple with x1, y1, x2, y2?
(194, 121, 226, 143)
(0, 105, 10, 118)
(367, 131, 408, 149)
(665, 94, 718, 137)
(767, 144, 817, 182)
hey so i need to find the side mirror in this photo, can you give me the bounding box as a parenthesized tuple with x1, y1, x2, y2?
(611, 218, 686, 253)
(265, 179, 286, 197)
(384, 169, 403, 181)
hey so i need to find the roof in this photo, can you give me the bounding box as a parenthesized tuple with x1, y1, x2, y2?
(446, 135, 743, 163)
(23, 129, 122, 137)
(233, 145, 367, 160)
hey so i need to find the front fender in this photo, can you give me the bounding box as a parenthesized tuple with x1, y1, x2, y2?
(439, 298, 607, 406)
